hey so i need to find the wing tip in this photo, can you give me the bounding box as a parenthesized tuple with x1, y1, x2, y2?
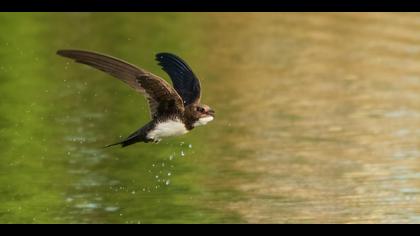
(56, 49, 79, 58)
(56, 49, 67, 56)
(156, 52, 171, 57)
(56, 49, 95, 59)
(155, 52, 171, 62)
(155, 52, 194, 72)
(155, 52, 182, 61)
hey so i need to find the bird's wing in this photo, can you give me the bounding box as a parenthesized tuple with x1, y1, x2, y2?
(155, 53, 201, 106)
(57, 50, 185, 119)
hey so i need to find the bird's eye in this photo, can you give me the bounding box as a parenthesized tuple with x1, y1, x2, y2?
(197, 107, 204, 112)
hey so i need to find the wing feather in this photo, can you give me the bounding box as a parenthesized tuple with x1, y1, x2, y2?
(57, 49, 184, 118)
(155, 52, 201, 105)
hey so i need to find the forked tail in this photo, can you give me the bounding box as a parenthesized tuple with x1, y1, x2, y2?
(104, 129, 147, 148)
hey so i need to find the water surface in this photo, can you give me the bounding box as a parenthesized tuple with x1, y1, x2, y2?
(1, 13, 420, 223)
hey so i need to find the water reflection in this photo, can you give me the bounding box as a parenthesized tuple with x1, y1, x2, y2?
(0, 13, 420, 223)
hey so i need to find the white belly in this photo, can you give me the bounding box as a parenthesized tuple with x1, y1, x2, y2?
(147, 119, 188, 141)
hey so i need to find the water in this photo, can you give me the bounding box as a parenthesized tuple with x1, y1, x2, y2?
(1, 13, 420, 223)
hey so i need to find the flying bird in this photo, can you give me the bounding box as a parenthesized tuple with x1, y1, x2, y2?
(57, 50, 215, 147)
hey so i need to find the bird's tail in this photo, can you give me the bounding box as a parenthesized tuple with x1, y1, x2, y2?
(104, 129, 144, 148)
(104, 141, 124, 148)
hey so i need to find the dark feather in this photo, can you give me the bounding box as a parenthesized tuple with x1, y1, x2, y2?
(104, 128, 146, 148)
(155, 53, 201, 105)
(57, 49, 184, 119)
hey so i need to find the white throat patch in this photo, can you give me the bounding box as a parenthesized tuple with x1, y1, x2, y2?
(193, 116, 214, 127)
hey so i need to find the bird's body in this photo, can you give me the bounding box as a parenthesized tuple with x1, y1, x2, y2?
(57, 49, 215, 147)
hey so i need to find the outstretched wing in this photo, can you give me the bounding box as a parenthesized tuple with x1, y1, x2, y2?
(155, 52, 201, 106)
(57, 50, 185, 119)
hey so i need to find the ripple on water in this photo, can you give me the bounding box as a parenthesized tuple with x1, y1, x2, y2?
(74, 202, 100, 210)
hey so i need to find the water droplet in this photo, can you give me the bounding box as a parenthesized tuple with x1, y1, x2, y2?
(131, 190, 136, 195)
(165, 180, 171, 185)
(155, 175, 159, 179)
(188, 144, 192, 149)
(181, 151, 185, 157)
(65, 197, 74, 203)
(104, 206, 119, 212)
(168, 172, 171, 176)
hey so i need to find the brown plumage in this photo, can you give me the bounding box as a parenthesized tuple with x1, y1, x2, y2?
(57, 49, 215, 147)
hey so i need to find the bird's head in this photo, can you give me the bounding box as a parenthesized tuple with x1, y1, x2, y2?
(189, 104, 215, 127)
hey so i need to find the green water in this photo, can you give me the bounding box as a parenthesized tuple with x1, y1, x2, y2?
(1, 13, 420, 223)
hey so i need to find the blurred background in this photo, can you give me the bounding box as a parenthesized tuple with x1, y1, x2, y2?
(1, 13, 420, 223)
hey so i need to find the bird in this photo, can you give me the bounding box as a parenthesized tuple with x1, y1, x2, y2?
(57, 49, 215, 147)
